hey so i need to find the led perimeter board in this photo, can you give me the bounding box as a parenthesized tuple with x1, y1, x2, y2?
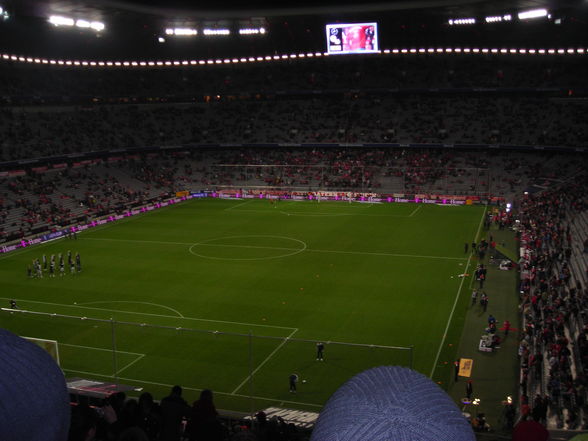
(326, 22, 378, 54)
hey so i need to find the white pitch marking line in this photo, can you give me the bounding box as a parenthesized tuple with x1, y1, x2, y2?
(0, 297, 297, 331)
(0, 239, 62, 261)
(280, 211, 350, 217)
(196, 243, 303, 252)
(0, 214, 149, 262)
(231, 328, 299, 395)
(83, 237, 466, 261)
(116, 354, 146, 376)
(224, 200, 254, 211)
(84, 238, 191, 246)
(409, 205, 422, 217)
(62, 369, 323, 408)
(308, 248, 466, 261)
(225, 209, 413, 217)
(77, 301, 185, 318)
(60, 343, 144, 356)
(429, 206, 487, 379)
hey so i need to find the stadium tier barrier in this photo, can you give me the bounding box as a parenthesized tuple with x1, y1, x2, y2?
(1, 189, 498, 254)
(0, 308, 414, 413)
(0, 142, 585, 170)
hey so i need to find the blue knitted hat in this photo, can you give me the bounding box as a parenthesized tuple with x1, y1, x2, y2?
(310, 366, 475, 441)
(0, 328, 70, 441)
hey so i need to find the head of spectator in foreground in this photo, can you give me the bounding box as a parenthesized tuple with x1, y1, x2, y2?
(171, 385, 182, 396)
(310, 365, 475, 441)
(0, 328, 70, 441)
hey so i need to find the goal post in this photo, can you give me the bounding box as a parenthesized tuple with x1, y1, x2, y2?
(23, 336, 61, 366)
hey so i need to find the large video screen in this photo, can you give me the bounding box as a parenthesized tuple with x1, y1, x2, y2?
(326, 22, 378, 55)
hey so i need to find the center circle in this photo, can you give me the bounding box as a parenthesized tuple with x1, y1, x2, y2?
(188, 235, 307, 261)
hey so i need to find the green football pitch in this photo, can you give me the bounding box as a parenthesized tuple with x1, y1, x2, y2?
(0, 198, 486, 412)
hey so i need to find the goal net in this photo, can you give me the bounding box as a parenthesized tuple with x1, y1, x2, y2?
(23, 336, 61, 366)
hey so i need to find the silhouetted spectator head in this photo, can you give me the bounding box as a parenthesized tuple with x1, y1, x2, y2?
(0, 328, 70, 441)
(171, 385, 182, 396)
(199, 389, 213, 404)
(138, 391, 154, 410)
(68, 404, 98, 441)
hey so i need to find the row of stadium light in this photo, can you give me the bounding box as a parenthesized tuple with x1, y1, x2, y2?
(46, 16, 264, 37)
(0, 47, 584, 68)
(484, 15, 512, 23)
(48, 15, 105, 32)
(163, 27, 265, 37)
(449, 8, 549, 26)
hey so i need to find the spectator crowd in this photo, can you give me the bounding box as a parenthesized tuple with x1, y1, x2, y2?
(516, 177, 588, 430)
(69, 386, 309, 441)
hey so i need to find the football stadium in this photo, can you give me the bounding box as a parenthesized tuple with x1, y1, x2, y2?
(0, 0, 587, 440)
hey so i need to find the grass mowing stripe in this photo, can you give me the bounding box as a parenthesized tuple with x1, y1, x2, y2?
(429, 206, 487, 378)
(231, 328, 299, 395)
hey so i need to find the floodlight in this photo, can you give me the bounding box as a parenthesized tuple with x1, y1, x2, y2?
(49, 15, 74, 27)
(448, 18, 476, 25)
(90, 21, 104, 31)
(165, 28, 198, 36)
(239, 27, 266, 35)
(49, 15, 103, 31)
(203, 28, 230, 35)
(518, 9, 548, 20)
(486, 14, 512, 23)
(175, 28, 197, 35)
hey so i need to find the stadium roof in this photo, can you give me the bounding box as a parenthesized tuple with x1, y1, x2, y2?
(7, 0, 582, 19)
(0, 0, 585, 59)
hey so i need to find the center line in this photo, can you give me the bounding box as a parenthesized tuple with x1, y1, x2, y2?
(83, 237, 465, 261)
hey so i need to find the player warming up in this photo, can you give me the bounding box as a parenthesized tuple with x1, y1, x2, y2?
(316, 342, 325, 361)
(289, 373, 299, 393)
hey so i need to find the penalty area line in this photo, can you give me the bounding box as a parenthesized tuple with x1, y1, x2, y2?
(409, 205, 422, 217)
(224, 200, 254, 211)
(0, 296, 297, 331)
(231, 328, 299, 395)
(62, 368, 323, 408)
